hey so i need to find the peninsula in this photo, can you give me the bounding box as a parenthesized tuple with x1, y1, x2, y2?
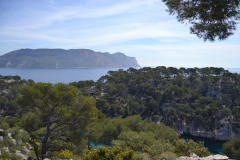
(0, 48, 140, 68)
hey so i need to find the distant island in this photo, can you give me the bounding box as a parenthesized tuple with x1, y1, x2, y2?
(0, 48, 140, 68)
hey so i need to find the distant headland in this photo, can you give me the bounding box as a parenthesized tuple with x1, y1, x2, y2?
(0, 48, 140, 68)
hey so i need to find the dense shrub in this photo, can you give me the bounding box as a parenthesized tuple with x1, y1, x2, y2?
(148, 140, 174, 159)
(58, 149, 73, 160)
(174, 139, 211, 157)
(134, 152, 151, 160)
(223, 138, 240, 160)
(157, 151, 177, 160)
(83, 146, 135, 160)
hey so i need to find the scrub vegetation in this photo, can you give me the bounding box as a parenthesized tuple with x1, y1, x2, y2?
(0, 66, 239, 159)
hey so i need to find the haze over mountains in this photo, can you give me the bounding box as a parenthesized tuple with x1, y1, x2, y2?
(0, 49, 140, 68)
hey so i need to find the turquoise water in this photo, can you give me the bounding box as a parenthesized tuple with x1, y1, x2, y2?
(180, 134, 227, 154)
(90, 142, 112, 148)
(90, 135, 226, 154)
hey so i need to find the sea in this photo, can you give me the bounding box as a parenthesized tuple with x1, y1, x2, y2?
(0, 67, 239, 84)
(0, 67, 239, 154)
(180, 134, 226, 154)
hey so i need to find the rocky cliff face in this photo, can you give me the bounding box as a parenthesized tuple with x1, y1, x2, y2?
(177, 153, 229, 160)
(172, 119, 240, 141)
(0, 49, 140, 68)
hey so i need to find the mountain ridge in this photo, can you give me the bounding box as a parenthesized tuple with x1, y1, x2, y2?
(0, 48, 140, 68)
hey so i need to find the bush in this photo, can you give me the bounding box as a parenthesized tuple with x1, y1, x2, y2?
(222, 138, 240, 160)
(20, 130, 29, 143)
(174, 139, 211, 157)
(27, 151, 37, 160)
(9, 154, 22, 160)
(134, 152, 151, 160)
(0, 149, 11, 159)
(0, 141, 3, 148)
(0, 122, 9, 131)
(58, 149, 73, 160)
(148, 140, 174, 159)
(3, 136, 14, 147)
(157, 152, 177, 160)
(0, 148, 21, 160)
(83, 146, 135, 160)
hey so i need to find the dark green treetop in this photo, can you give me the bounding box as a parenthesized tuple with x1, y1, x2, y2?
(162, 0, 240, 41)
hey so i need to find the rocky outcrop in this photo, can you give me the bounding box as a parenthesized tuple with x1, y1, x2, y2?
(0, 49, 140, 68)
(0, 128, 31, 159)
(15, 150, 28, 160)
(171, 119, 240, 141)
(177, 153, 229, 160)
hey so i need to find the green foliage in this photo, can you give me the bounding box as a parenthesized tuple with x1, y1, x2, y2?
(174, 139, 211, 157)
(148, 140, 174, 159)
(5, 117, 20, 128)
(112, 131, 155, 152)
(223, 138, 240, 160)
(0, 122, 9, 131)
(0, 149, 22, 160)
(0, 80, 8, 91)
(58, 149, 73, 160)
(152, 115, 160, 123)
(157, 151, 177, 160)
(91, 66, 240, 139)
(12, 76, 21, 81)
(83, 146, 135, 160)
(90, 115, 179, 156)
(3, 76, 12, 80)
(1, 67, 239, 159)
(162, 0, 240, 41)
(134, 152, 151, 160)
(17, 82, 100, 159)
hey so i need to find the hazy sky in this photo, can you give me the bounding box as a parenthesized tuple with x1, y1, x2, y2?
(0, 0, 239, 68)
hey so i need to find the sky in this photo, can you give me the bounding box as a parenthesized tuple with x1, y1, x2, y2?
(0, 0, 240, 68)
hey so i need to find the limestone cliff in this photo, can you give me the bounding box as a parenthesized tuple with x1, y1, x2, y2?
(0, 49, 140, 68)
(172, 119, 240, 141)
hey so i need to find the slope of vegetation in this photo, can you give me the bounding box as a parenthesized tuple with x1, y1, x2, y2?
(70, 67, 240, 139)
(0, 67, 239, 159)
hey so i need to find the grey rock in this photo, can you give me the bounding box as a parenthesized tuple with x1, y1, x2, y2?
(22, 146, 30, 153)
(177, 153, 229, 160)
(170, 115, 240, 140)
(3, 147, 10, 153)
(15, 150, 28, 160)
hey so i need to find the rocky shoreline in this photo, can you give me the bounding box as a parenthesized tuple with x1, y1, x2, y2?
(171, 119, 240, 141)
(177, 153, 229, 160)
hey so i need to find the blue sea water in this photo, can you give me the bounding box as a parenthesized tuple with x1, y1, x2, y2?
(0, 67, 140, 84)
(180, 134, 227, 154)
(0, 67, 239, 84)
(90, 142, 112, 148)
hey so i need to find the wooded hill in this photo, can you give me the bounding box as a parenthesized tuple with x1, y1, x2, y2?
(0, 75, 213, 160)
(0, 68, 240, 159)
(70, 67, 240, 140)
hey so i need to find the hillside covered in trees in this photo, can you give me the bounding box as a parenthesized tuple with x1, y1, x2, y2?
(0, 75, 215, 160)
(69, 67, 240, 140)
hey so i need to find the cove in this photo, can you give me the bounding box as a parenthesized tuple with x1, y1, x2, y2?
(90, 142, 112, 148)
(180, 134, 227, 154)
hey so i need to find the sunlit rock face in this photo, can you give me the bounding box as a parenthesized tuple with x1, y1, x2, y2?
(171, 119, 240, 141)
(177, 153, 229, 160)
(0, 49, 140, 68)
